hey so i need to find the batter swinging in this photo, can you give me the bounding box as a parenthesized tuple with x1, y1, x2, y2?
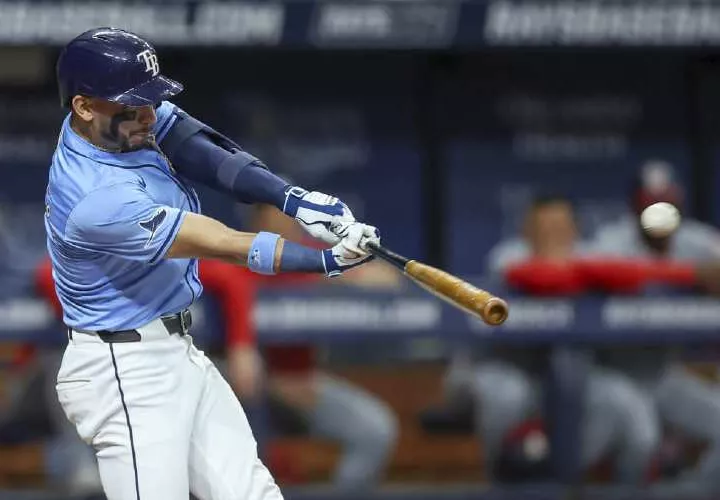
(45, 27, 379, 500)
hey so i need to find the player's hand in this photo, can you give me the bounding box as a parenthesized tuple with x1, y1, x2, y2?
(282, 186, 355, 245)
(322, 223, 380, 277)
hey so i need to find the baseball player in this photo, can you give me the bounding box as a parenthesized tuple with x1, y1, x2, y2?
(45, 27, 380, 500)
(447, 195, 659, 483)
(593, 161, 720, 494)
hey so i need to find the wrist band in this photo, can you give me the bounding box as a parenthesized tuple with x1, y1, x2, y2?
(247, 232, 280, 275)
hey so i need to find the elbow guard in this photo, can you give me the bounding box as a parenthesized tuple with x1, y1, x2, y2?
(158, 110, 288, 207)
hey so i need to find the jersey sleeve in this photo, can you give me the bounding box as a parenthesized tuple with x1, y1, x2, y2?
(66, 182, 187, 264)
(153, 100, 179, 143)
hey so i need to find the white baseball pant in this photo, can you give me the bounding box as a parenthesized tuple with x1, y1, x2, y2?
(57, 317, 283, 500)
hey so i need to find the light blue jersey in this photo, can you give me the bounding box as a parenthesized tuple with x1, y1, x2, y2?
(44, 101, 203, 331)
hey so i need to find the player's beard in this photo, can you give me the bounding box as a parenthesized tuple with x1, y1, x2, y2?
(101, 110, 153, 153)
(124, 132, 155, 152)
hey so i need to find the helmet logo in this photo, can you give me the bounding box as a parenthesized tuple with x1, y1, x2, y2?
(137, 49, 160, 77)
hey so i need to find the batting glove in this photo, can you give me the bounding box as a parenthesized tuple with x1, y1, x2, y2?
(282, 186, 356, 245)
(322, 223, 380, 277)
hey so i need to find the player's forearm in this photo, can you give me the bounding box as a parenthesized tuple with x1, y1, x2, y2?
(167, 212, 329, 274)
(167, 212, 281, 267)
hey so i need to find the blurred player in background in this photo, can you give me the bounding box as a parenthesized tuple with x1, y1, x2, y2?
(225, 203, 399, 491)
(445, 195, 658, 483)
(592, 160, 720, 494)
(594, 160, 720, 260)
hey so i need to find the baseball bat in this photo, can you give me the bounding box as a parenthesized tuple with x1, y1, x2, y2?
(365, 241, 509, 326)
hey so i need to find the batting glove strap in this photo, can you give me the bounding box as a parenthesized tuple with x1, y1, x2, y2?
(282, 186, 355, 245)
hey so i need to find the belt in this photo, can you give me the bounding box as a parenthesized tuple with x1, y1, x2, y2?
(67, 309, 192, 343)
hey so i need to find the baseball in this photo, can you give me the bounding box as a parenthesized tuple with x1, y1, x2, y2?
(640, 202, 681, 237)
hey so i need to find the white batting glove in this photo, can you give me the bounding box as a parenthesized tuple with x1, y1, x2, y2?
(322, 223, 380, 277)
(282, 186, 356, 245)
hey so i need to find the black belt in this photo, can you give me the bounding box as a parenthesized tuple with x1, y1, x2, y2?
(67, 309, 192, 343)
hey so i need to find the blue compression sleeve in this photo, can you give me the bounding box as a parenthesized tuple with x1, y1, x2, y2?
(170, 130, 288, 207)
(279, 241, 326, 274)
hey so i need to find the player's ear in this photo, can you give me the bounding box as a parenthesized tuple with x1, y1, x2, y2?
(70, 95, 93, 122)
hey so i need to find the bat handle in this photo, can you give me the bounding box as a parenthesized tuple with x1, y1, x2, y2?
(365, 241, 409, 270)
(365, 241, 380, 252)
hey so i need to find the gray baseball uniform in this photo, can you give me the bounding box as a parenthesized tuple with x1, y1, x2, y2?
(592, 214, 720, 491)
(444, 238, 656, 482)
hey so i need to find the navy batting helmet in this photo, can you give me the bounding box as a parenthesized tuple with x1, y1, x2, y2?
(56, 27, 183, 108)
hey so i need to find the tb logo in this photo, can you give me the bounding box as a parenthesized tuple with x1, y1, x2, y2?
(137, 49, 159, 76)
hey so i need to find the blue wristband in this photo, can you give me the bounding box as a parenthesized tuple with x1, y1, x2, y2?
(279, 240, 326, 274)
(248, 232, 280, 275)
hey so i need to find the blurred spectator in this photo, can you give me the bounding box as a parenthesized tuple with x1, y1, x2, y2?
(445, 195, 658, 483)
(227, 203, 400, 491)
(487, 194, 591, 274)
(594, 160, 720, 260)
(592, 160, 720, 494)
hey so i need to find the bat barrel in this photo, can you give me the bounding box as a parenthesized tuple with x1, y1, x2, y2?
(366, 242, 509, 326)
(483, 297, 509, 326)
(405, 260, 509, 326)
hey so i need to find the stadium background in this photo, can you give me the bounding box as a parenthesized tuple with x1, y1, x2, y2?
(1, 1, 720, 499)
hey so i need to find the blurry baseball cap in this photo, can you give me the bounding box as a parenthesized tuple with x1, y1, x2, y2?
(631, 160, 683, 215)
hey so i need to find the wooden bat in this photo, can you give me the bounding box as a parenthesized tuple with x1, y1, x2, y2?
(365, 242, 509, 326)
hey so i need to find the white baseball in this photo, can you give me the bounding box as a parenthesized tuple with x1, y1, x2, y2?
(640, 202, 681, 237)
